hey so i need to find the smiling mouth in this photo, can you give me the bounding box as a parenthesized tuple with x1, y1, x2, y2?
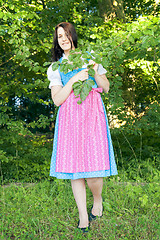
(62, 42, 69, 45)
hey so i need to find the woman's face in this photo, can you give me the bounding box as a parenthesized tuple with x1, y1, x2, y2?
(57, 27, 73, 52)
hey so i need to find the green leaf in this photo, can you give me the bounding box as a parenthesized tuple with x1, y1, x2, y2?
(62, 59, 68, 64)
(63, 69, 68, 74)
(73, 80, 83, 89)
(88, 68, 95, 77)
(73, 87, 81, 96)
(84, 59, 89, 64)
(87, 64, 94, 69)
(73, 81, 84, 97)
(60, 64, 65, 72)
(77, 100, 82, 105)
(52, 62, 59, 71)
(87, 80, 95, 87)
(43, 62, 51, 67)
(80, 90, 87, 102)
(82, 53, 90, 59)
(128, 35, 135, 43)
(85, 84, 92, 93)
(68, 54, 74, 62)
(80, 84, 90, 101)
(116, 47, 124, 59)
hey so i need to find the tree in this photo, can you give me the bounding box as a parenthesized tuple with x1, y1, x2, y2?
(0, 0, 159, 182)
(98, 0, 125, 21)
(124, 0, 160, 21)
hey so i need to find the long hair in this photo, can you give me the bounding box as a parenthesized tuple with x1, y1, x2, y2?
(51, 22, 78, 62)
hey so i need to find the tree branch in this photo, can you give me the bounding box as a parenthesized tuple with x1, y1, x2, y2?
(41, 0, 46, 9)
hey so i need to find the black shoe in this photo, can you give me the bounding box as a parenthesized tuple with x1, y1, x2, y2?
(77, 221, 90, 233)
(89, 207, 103, 222)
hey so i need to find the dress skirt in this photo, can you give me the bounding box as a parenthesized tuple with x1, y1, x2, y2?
(50, 88, 118, 179)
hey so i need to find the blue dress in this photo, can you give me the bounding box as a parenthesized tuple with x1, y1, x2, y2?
(50, 59, 118, 179)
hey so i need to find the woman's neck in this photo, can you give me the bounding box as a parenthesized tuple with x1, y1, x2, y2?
(64, 50, 70, 58)
(64, 47, 75, 58)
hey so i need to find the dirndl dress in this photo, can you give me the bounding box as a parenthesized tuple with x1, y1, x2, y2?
(49, 59, 118, 179)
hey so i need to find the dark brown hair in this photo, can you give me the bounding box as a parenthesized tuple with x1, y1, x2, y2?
(51, 22, 78, 61)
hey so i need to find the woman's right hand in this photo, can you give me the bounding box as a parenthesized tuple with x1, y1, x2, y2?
(71, 69, 89, 84)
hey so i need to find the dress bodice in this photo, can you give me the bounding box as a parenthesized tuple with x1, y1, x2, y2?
(58, 57, 98, 88)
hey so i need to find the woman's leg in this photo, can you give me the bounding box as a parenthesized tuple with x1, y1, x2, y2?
(86, 177, 103, 216)
(71, 178, 89, 228)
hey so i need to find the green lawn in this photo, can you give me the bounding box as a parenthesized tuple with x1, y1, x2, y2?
(1, 179, 159, 239)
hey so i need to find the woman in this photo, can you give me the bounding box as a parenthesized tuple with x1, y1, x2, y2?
(47, 22, 118, 232)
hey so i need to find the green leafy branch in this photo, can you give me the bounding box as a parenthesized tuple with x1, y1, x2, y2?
(72, 63, 96, 104)
(51, 51, 97, 104)
(72, 79, 95, 104)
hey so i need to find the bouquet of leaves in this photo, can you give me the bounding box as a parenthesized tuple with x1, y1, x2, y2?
(51, 50, 97, 104)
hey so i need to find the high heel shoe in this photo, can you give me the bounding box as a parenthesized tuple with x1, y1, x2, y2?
(77, 220, 90, 233)
(89, 206, 103, 222)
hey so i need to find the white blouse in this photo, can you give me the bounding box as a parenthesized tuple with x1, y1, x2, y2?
(47, 54, 107, 89)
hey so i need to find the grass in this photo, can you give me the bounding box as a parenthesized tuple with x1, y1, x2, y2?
(0, 178, 160, 240)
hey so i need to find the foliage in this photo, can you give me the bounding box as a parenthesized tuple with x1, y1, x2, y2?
(1, 1, 159, 125)
(0, 0, 159, 183)
(72, 79, 95, 104)
(111, 102, 160, 182)
(51, 15, 160, 115)
(1, 103, 160, 183)
(52, 51, 96, 104)
(124, 0, 160, 21)
(0, 120, 53, 183)
(0, 180, 159, 239)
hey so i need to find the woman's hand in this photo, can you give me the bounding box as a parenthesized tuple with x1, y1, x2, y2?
(88, 60, 98, 73)
(71, 69, 89, 84)
(51, 69, 89, 106)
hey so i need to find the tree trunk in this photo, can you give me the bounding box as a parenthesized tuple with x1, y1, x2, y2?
(98, 0, 125, 21)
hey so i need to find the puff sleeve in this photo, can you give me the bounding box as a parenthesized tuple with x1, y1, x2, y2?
(97, 64, 107, 75)
(47, 64, 63, 89)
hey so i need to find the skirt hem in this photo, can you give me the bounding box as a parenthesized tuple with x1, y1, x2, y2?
(49, 169, 118, 180)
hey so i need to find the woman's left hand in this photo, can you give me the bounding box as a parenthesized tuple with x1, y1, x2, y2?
(88, 60, 98, 73)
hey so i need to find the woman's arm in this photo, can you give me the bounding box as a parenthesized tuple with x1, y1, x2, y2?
(51, 79, 74, 107)
(94, 72, 110, 93)
(51, 69, 89, 106)
(89, 60, 109, 93)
